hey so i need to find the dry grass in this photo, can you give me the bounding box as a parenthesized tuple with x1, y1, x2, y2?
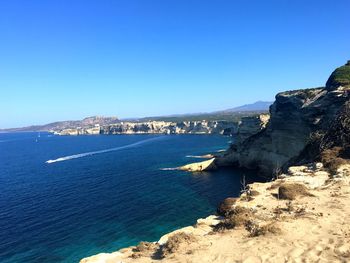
(160, 232, 196, 258)
(130, 241, 158, 259)
(321, 147, 348, 175)
(244, 220, 281, 237)
(328, 158, 348, 174)
(214, 206, 254, 232)
(278, 183, 313, 200)
(217, 197, 237, 216)
(266, 181, 283, 190)
(240, 189, 260, 202)
(273, 202, 307, 219)
(249, 190, 260, 196)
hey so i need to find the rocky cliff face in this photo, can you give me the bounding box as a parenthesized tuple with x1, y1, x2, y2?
(218, 62, 350, 176)
(234, 114, 270, 145)
(56, 120, 239, 136)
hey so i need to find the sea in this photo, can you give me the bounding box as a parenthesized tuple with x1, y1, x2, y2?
(0, 132, 264, 263)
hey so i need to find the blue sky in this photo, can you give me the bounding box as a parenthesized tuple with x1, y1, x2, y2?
(0, 0, 349, 128)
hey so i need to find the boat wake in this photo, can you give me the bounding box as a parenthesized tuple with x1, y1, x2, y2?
(160, 167, 178, 171)
(46, 136, 166, 164)
(186, 154, 213, 159)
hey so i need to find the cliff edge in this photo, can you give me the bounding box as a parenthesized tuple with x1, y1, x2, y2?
(217, 61, 350, 176)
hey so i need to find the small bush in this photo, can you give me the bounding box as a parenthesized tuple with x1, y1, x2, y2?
(274, 202, 306, 217)
(328, 158, 347, 174)
(278, 183, 313, 200)
(217, 197, 237, 216)
(321, 147, 348, 174)
(214, 206, 254, 232)
(160, 232, 196, 258)
(321, 147, 342, 161)
(130, 241, 158, 258)
(249, 190, 260, 196)
(134, 241, 157, 252)
(240, 189, 260, 202)
(245, 220, 281, 237)
(285, 201, 294, 212)
(267, 181, 283, 190)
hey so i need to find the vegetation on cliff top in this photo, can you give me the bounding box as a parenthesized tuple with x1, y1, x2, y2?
(326, 60, 350, 89)
(131, 111, 268, 123)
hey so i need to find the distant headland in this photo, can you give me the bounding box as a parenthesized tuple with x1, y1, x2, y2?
(1, 101, 272, 135)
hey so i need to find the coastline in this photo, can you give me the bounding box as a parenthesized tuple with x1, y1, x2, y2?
(80, 163, 350, 262)
(80, 62, 350, 262)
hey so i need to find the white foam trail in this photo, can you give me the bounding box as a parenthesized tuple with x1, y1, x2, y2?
(186, 154, 213, 159)
(186, 155, 208, 158)
(46, 136, 165, 164)
(160, 167, 178, 171)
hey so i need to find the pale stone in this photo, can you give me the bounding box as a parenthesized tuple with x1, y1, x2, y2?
(178, 158, 217, 172)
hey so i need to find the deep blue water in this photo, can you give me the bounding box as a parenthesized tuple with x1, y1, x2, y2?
(0, 133, 263, 263)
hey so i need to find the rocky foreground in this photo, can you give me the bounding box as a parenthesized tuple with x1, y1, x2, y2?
(81, 163, 350, 263)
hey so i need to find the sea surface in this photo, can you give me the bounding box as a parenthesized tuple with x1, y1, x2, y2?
(0, 132, 264, 263)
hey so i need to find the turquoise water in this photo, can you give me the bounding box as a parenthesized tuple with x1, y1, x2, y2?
(0, 133, 263, 262)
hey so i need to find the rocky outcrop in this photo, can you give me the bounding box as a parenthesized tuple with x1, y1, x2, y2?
(178, 114, 270, 171)
(217, 61, 350, 176)
(234, 114, 270, 145)
(178, 158, 217, 172)
(57, 126, 101, 135)
(102, 120, 238, 135)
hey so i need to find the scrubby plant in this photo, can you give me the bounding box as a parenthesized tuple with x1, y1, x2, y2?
(160, 232, 196, 258)
(133, 241, 157, 253)
(249, 190, 260, 197)
(130, 241, 158, 259)
(320, 147, 348, 174)
(214, 206, 254, 232)
(285, 201, 294, 212)
(274, 201, 307, 218)
(244, 220, 281, 237)
(240, 188, 260, 202)
(217, 197, 237, 216)
(277, 183, 313, 200)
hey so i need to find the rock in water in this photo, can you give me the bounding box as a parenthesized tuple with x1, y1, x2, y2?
(179, 158, 217, 172)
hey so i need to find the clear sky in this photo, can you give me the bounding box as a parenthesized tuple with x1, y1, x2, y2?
(0, 0, 349, 128)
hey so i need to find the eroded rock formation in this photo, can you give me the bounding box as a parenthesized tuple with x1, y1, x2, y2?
(56, 120, 239, 136)
(234, 114, 270, 145)
(217, 61, 350, 176)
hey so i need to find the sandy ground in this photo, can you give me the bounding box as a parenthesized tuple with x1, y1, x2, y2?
(80, 164, 350, 263)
